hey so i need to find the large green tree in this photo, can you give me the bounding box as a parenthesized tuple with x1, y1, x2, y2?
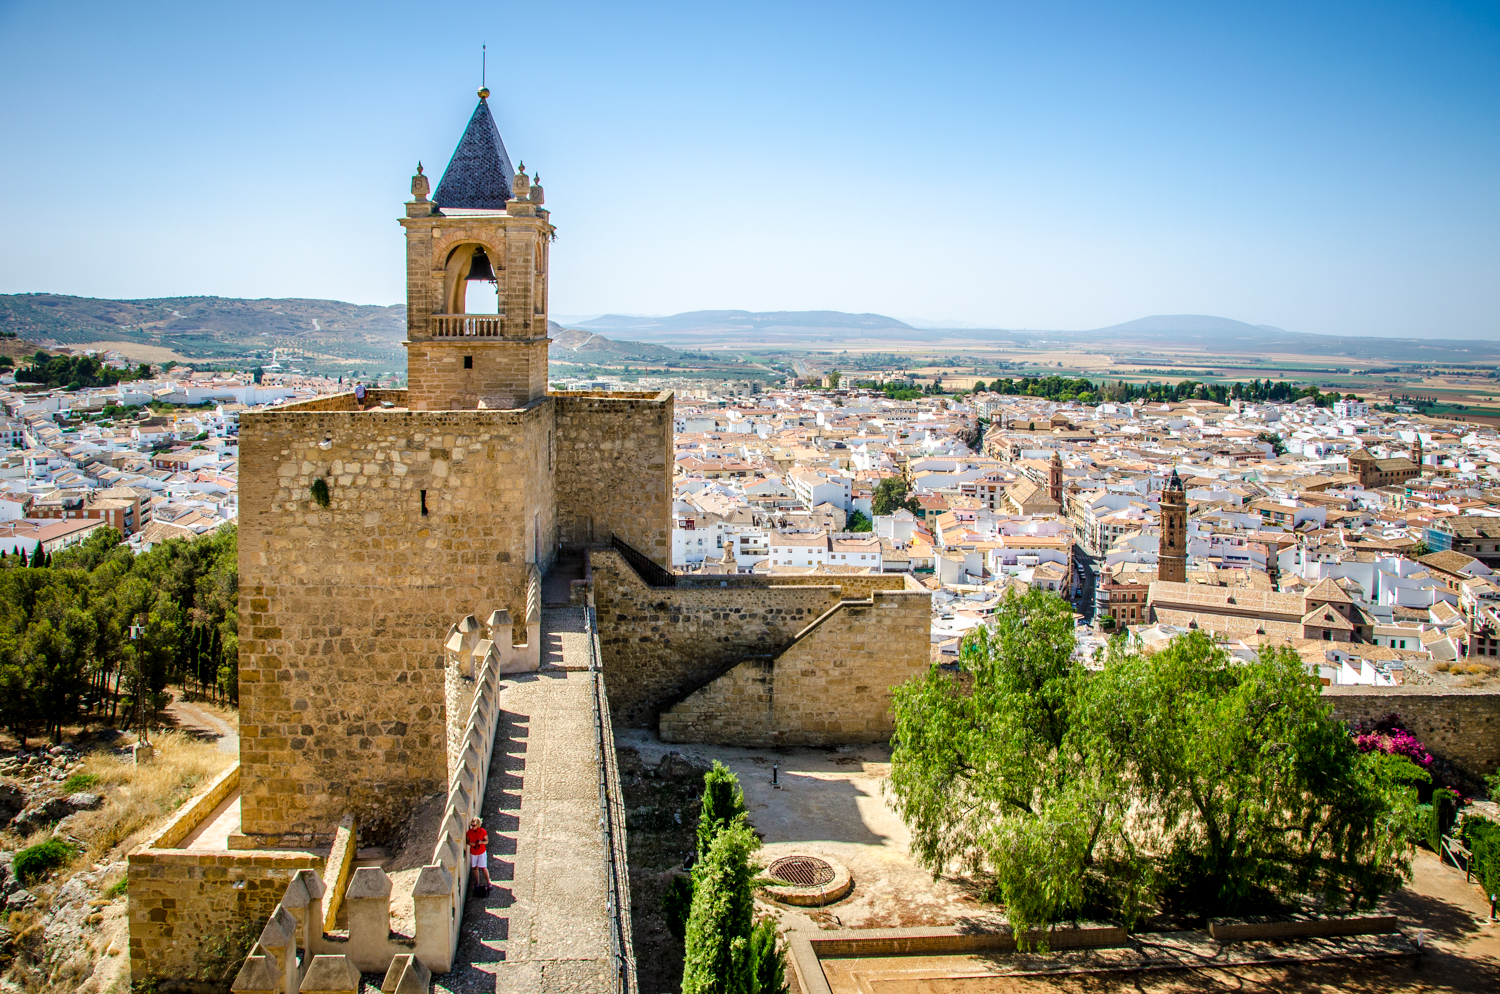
(887, 589, 1424, 942)
(871, 477, 921, 517)
(0, 526, 239, 742)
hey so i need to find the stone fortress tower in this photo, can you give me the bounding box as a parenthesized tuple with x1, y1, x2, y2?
(1158, 467, 1187, 584)
(234, 88, 673, 849)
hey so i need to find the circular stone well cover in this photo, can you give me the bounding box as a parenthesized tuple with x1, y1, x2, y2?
(768, 855, 835, 887)
(760, 852, 853, 907)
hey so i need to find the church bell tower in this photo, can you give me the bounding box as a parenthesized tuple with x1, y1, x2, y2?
(398, 87, 554, 411)
(1158, 468, 1187, 584)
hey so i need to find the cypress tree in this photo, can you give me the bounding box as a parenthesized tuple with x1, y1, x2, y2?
(18, 546, 27, 567)
(749, 916, 788, 994)
(681, 822, 758, 994)
(696, 760, 748, 860)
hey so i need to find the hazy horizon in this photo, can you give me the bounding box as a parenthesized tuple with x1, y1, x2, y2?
(2, 2, 1497, 340)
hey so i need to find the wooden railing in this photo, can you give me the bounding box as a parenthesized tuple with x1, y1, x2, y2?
(431, 314, 506, 338)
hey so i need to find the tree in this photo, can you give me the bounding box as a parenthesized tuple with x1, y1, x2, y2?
(846, 511, 873, 532)
(887, 591, 1424, 943)
(872, 477, 921, 517)
(697, 760, 748, 860)
(681, 822, 759, 994)
(749, 915, 788, 994)
(1257, 431, 1287, 456)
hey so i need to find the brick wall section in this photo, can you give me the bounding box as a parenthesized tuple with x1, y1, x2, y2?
(237, 404, 556, 846)
(1323, 686, 1500, 779)
(554, 392, 674, 565)
(405, 340, 548, 412)
(659, 586, 931, 746)
(128, 848, 322, 988)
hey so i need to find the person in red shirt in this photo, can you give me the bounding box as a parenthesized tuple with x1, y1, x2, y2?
(465, 816, 491, 897)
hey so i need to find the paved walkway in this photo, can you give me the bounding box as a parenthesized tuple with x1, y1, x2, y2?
(438, 606, 616, 994)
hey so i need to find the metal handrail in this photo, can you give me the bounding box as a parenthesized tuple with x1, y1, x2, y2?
(587, 597, 635, 993)
(611, 533, 675, 588)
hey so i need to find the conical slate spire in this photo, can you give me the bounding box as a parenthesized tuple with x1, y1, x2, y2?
(433, 93, 515, 210)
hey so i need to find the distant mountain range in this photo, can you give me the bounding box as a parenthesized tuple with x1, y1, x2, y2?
(0, 293, 681, 369)
(3, 295, 1496, 366)
(569, 310, 1500, 362)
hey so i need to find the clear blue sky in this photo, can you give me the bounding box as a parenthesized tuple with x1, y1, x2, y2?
(2, 1, 1497, 338)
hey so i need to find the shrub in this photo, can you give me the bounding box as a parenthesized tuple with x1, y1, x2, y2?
(63, 771, 100, 792)
(1428, 789, 1460, 851)
(14, 838, 77, 884)
(1461, 816, 1500, 898)
(310, 478, 331, 508)
(106, 876, 129, 899)
(1353, 718, 1433, 769)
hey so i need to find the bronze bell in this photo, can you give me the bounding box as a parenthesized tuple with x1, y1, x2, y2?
(466, 248, 496, 282)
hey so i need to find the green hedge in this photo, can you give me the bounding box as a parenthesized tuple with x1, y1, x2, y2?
(1461, 816, 1500, 898)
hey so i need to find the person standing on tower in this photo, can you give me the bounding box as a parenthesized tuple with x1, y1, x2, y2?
(353, 381, 367, 410)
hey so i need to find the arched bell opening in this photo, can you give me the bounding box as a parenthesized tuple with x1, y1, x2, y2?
(441, 243, 502, 315)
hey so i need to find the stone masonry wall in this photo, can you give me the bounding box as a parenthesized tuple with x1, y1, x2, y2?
(554, 392, 674, 566)
(659, 586, 931, 746)
(589, 550, 922, 729)
(1323, 686, 1500, 779)
(129, 848, 322, 989)
(237, 403, 556, 846)
(591, 548, 842, 726)
(279, 389, 409, 413)
(405, 340, 548, 412)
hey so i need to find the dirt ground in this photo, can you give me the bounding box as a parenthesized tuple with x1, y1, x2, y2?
(616, 732, 999, 935)
(615, 730, 1500, 994)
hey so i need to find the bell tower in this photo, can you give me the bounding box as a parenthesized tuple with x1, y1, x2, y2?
(1158, 468, 1187, 584)
(398, 88, 553, 411)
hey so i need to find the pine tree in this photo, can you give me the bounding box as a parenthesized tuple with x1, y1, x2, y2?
(696, 761, 748, 860)
(681, 822, 758, 994)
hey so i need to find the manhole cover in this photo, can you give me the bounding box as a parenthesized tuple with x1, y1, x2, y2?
(767, 855, 835, 887)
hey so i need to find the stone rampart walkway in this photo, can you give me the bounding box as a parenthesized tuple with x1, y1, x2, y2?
(438, 606, 616, 994)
